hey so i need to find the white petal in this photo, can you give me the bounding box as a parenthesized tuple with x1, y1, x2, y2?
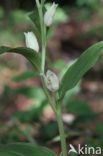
(44, 2, 58, 26)
(45, 70, 59, 92)
(24, 32, 39, 52)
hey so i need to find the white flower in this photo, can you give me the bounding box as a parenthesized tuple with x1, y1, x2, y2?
(44, 2, 58, 27)
(44, 70, 59, 92)
(24, 32, 39, 52)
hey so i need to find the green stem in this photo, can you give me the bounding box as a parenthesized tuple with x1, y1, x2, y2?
(42, 77, 67, 156)
(36, 1, 67, 156)
(36, 0, 46, 74)
(41, 26, 46, 73)
(41, 77, 57, 114)
(39, 8, 46, 73)
(56, 104, 67, 156)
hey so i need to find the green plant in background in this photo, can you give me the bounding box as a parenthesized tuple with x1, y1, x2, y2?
(0, 7, 4, 20)
(0, 0, 103, 156)
(76, 0, 101, 11)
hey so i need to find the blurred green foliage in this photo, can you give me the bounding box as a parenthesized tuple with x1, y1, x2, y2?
(79, 25, 103, 40)
(0, 58, 102, 149)
(52, 60, 66, 70)
(0, 8, 31, 46)
(39, 122, 58, 140)
(0, 60, 81, 144)
(9, 10, 30, 26)
(76, 0, 101, 11)
(0, 4, 68, 45)
(12, 70, 39, 82)
(66, 99, 94, 115)
(12, 100, 47, 123)
(46, 3, 68, 41)
(0, 6, 4, 19)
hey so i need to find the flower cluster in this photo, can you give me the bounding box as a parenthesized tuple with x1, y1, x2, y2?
(24, 2, 59, 92)
(24, 2, 58, 52)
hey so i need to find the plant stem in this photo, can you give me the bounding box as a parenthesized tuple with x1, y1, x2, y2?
(56, 104, 67, 156)
(41, 26, 46, 73)
(36, 0, 46, 74)
(42, 78, 67, 156)
(39, 8, 46, 73)
(41, 77, 57, 114)
(36, 1, 67, 155)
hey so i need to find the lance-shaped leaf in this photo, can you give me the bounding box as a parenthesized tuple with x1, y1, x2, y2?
(59, 41, 103, 98)
(0, 143, 58, 156)
(29, 8, 41, 42)
(29, 7, 46, 43)
(0, 46, 41, 72)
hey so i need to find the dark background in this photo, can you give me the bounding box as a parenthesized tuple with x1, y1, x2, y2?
(0, 0, 76, 12)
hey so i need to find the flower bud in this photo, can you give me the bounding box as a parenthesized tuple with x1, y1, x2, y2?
(24, 32, 39, 52)
(44, 70, 59, 92)
(44, 2, 58, 27)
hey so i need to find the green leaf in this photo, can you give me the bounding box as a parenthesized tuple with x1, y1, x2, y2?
(29, 8, 41, 42)
(59, 59, 77, 79)
(63, 82, 81, 107)
(0, 143, 58, 156)
(29, 7, 46, 43)
(48, 131, 82, 144)
(59, 41, 103, 98)
(21, 126, 36, 144)
(39, 122, 58, 139)
(52, 59, 66, 70)
(0, 46, 41, 72)
(47, 24, 57, 41)
(0, 151, 22, 156)
(66, 99, 94, 115)
(69, 153, 78, 156)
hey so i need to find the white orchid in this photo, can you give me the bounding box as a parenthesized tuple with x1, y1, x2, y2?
(44, 70, 59, 92)
(24, 32, 39, 52)
(44, 2, 58, 27)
